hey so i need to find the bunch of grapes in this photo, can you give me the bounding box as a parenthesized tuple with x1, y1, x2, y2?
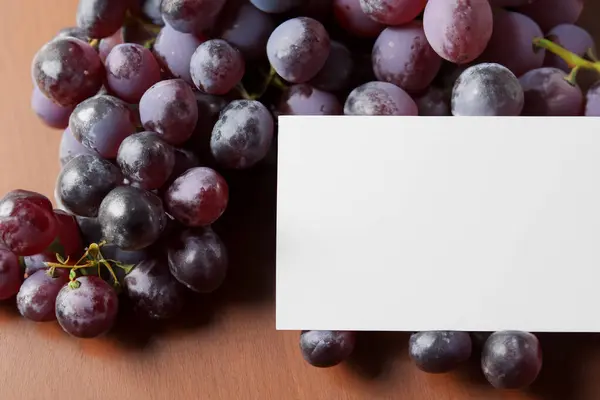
(20, 0, 595, 392)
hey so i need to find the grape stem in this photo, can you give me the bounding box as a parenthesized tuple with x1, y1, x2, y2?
(533, 37, 600, 84)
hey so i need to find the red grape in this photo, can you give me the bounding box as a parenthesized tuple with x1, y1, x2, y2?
(519, 67, 584, 116)
(99, 28, 124, 63)
(333, 0, 384, 38)
(359, 0, 427, 26)
(17, 270, 69, 322)
(0, 246, 23, 300)
(53, 210, 83, 259)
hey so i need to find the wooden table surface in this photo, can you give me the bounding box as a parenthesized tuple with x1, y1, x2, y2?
(1, 1, 600, 399)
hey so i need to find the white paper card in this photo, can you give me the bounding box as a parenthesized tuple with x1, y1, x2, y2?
(276, 116, 600, 333)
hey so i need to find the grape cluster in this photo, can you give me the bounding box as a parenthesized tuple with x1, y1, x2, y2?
(18, 0, 596, 392)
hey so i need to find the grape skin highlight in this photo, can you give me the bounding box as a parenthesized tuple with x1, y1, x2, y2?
(344, 81, 418, 116)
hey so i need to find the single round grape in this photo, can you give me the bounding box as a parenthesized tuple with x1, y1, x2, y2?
(56, 26, 89, 42)
(211, 100, 274, 169)
(544, 24, 596, 73)
(32, 37, 104, 107)
(451, 63, 524, 116)
(101, 245, 148, 266)
(0, 246, 23, 300)
(75, 216, 103, 244)
(482, 331, 542, 389)
(140, 0, 165, 25)
(190, 39, 245, 95)
(117, 132, 175, 190)
(31, 86, 74, 129)
(105, 43, 161, 104)
(69, 94, 137, 159)
(167, 228, 228, 293)
(519, 67, 583, 116)
(214, 2, 275, 60)
(56, 154, 123, 218)
(423, 0, 493, 64)
(267, 17, 331, 83)
(99, 186, 167, 251)
(278, 85, 342, 116)
(517, 0, 583, 32)
(153, 23, 205, 85)
(165, 167, 228, 227)
(0, 191, 58, 257)
(76, 0, 127, 38)
(310, 41, 353, 92)
(476, 9, 544, 78)
(333, 0, 384, 38)
(124, 256, 185, 320)
(17, 270, 69, 322)
(23, 253, 55, 278)
(299, 331, 356, 368)
(409, 331, 472, 373)
(249, 0, 301, 13)
(139, 79, 199, 145)
(414, 87, 450, 116)
(53, 210, 84, 259)
(59, 128, 96, 167)
(585, 82, 600, 117)
(55, 276, 118, 338)
(359, 0, 426, 26)
(344, 81, 418, 116)
(373, 22, 442, 93)
(163, 148, 201, 192)
(161, 0, 227, 34)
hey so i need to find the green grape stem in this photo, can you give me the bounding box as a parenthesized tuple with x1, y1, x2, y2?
(533, 37, 600, 85)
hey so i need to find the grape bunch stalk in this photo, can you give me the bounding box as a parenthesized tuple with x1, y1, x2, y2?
(8, 0, 596, 392)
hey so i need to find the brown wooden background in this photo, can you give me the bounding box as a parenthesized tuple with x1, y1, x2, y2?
(0, 1, 599, 399)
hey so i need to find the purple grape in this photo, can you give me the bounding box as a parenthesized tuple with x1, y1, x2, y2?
(451, 63, 524, 116)
(56, 26, 89, 42)
(56, 154, 123, 217)
(139, 79, 199, 145)
(101, 245, 148, 266)
(161, 0, 227, 34)
(409, 331, 472, 373)
(17, 270, 69, 322)
(0, 246, 23, 300)
(299, 331, 356, 368)
(99, 186, 167, 251)
(69, 95, 136, 159)
(249, 0, 301, 13)
(309, 41, 353, 92)
(517, 0, 584, 32)
(165, 167, 229, 227)
(59, 128, 97, 166)
(333, 0, 384, 38)
(167, 228, 228, 293)
(186, 92, 230, 159)
(55, 276, 119, 338)
(482, 331, 542, 389)
(414, 87, 450, 116)
(76, 0, 127, 38)
(23, 253, 55, 278)
(544, 24, 596, 73)
(117, 132, 176, 190)
(211, 100, 274, 169)
(344, 81, 418, 116)
(32, 37, 104, 107)
(423, 0, 493, 64)
(163, 148, 201, 191)
(267, 17, 331, 83)
(477, 9, 545, 77)
(372, 22, 442, 93)
(153, 24, 205, 85)
(105, 43, 162, 104)
(190, 39, 245, 95)
(124, 256, 185, 320)
(585, 82, 600, 117)
(31, 86, 74, 129)
(278, 85, 342, 116)
(519, 67, 583, 116)
(359, 0, 427, 26)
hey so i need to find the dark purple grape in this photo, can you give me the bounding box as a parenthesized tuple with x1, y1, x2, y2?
(31, 86, 74, 129)
(185, 92, 230, 159)
(309, 41, 353, 92)
(344, 81, 418, 115)
(23, 253, 55, 278)
(165, 167, 228, 227)
(0, 191, 58, 257)
(124, 256, 185, 320)
(482, 331, 542, 389)
(153, 24, 205, 85)
(211, 100, 274, 169)
(139, 79, 199, 145)
(519, 67, 583, 116)
(55, 276, 119, 338)
(69, 95, 137, 159)
(190, 39, 245, 95)
(99, 29, 124, 63)
(250, 0, 301, 13)
(409, 331, 472, 373)
(101, 244, 148, 266)
(451, 63, 524, 116)
(17, 270, 69, 322)
(359, 0, 426, 26)
(117, 132, 175, 190)
(372, 22, 442, 93)
(333, 0, 384, 38)
(278, 85, 342, 116)
(140, 0, 165, 25)
(0, 246, 23, 300)
(161, 0, 227, 34)
(56, 154, 123, 218)
(267, 17, 331, 83)
(56, 26, 89, 42)
(163, 148, 201, 191)
(167, 228, 227, 293)
(414, 87, 450, 116)
(517, 0, 583, 32)
(299, 331, 356, 368)
(76, 0, 128, 38)
(544, 24, 596, 73)
(99, 186, 167, 251)
(105, 43, 161, 104)
(586, 82, 600, 117)
(59, 128, 97, 167)
(32, 37, 104, 107)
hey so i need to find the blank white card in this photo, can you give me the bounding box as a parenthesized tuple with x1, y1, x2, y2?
(276, 116, 600, 333)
